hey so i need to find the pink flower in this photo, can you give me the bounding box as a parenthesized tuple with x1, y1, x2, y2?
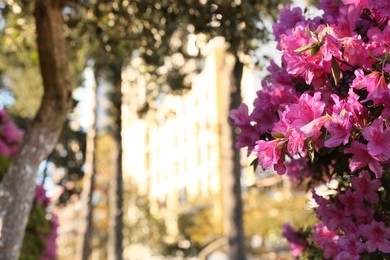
(367, 26, 390, 57)
(273, 7, 305, 41)
(0, 110, 24, 157)
(350, 170, 381, 203)
(264, 60, 294, 87)
(324, 114, 352, 148)
(331, 5, 361, 38)
(229, 103, 251, 126)
(254, 139, 286, 173)
(344, 141, 382, 177)
(346, 89, 365, 122)
(41, 214, 58, 260)
(342, 35, 372, 69)
(360, 221, 390, 253)
(300, 115, 328, 138)
(351, 70, 380, 93)
(0, 139, 11, 156)
(233, 1, 390, 258)
(312, 224, 339, 258)
(274, 92, 325, 156)
(385, 64, 390, 74)
(342, 0, 370, 10)
(319, 0, 341, 18)
(282, 224, 308, 258)
(1, 122, 24, 143)
(285, 158, 311, 182)
(321, 33, 342, 62)
(378, 91, 390, 118)
(335, 234, 365, 260)
(362, 119, 390, 159)
(235, 125, 259, 156)
(285, 54, 324, 86)
(321, 205, 346, 231)
(365, 74, 390, 102)
(250, 91, 277, 135)
(338, 190, 367, 217)
(279, 26, 327, 85)
(35, 184, 51, 207)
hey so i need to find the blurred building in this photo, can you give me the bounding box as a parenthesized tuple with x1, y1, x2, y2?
(121, 38, 260, 255)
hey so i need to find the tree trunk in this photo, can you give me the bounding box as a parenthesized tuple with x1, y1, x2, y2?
(226, 56, 246, 260)
(0, 0, 71, 258)
(108, 70, 123, 260)
(77, 70, 99, 260)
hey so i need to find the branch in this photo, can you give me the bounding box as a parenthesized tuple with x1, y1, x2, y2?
(0, 0, 71, 258)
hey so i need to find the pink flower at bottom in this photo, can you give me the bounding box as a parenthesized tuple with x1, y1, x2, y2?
(312, 224, 339, 258)
(282, 224, 308, 258)
(335, 234, 365, 260)
(360, 221, 390, 253)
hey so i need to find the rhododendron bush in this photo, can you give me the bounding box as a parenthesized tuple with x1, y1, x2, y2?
(230, 0, 390, 259)
(0, 109, 58, 259)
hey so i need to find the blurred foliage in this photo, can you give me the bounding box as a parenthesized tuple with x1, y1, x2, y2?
(0, 1, 86, 117)
(0, 2, 42, 118)
(50, 120, 86, 206)
(178, 196, 223, 253)
(0, 156, 11, 179)
(63, 0, 290, 106)
(171, 184, 314, 257)
(95, 133, 117, 179)
(92, 133, 117, 251)
(19, 203, 51, 260)
(243, 187, 315, 254)
(306, 0, 320, 6)
(123, 189, 170, 255)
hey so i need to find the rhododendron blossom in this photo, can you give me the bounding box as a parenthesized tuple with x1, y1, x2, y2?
(0, 109, 24, 157)
(229, 0, 390, 258)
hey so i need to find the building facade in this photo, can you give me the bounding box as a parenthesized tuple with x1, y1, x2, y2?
(121, 38, 259, 254)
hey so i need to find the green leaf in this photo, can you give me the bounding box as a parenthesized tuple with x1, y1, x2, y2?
(272, 133, 284, 139)
(331, 57, 340, 86)
(321, 27, 329, 39)
(305, 27, 312, 38)
(250, 158, 259, 172)
(310, 44, 320, 56)
(294, 43, 314, 53)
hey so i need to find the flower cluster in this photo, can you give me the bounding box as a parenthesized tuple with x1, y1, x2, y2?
(35, 185, 58, 260)
(21, 184, 58, 260)
(230, 0, 390, 258)
(0, 109, 23, 157)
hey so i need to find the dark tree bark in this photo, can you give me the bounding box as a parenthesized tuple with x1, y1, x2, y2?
(226, 56, 246, 260)
(0, 0, 71, 258)
(108, 68, 123, 260)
